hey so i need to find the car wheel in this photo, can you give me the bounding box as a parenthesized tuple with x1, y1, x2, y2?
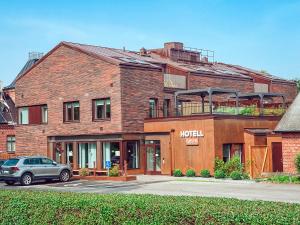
(59, 170, 70, 182)
(20, 173, 33, 186)
(5, 181, 15, 186)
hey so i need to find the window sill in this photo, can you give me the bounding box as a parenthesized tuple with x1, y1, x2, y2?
(6, 151, 16, 154)
(63, 121, 80, 124)
(93, 118, 111, 122)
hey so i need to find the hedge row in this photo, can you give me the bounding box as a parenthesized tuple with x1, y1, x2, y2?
(0, 190, 300, 224)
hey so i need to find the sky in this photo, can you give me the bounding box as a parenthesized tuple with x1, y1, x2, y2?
(1, 0, 300, 86)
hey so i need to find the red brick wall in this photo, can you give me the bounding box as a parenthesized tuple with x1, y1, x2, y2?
(282, 133, 300, 173)
(0, 125, 15, 152)
(120, 67, 164, 132)
(270, 81, 298, 103)
(15, 45, 122, 155)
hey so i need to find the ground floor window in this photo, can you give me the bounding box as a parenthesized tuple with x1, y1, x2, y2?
(65, 143, 73, 165)
(125, 141, 140, 169)
(7, 136, 16, 152)
(222, 144, 243, 163)
(78, 143, 96, 168)
(102, 142, 120, 168)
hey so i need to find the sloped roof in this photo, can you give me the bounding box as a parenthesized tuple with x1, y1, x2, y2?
(0, 94, 17, 124)
(217, 63, 294, 84)
(64, 42, 161, 69)
(275, 93, 300, 132)
(150, 53, 252, 80)
(4, 58, 40, 90)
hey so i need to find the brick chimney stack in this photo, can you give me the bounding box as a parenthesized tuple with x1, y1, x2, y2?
(140, 47, 147, 56)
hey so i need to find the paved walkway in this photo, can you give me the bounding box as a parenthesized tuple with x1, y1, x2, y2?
(1, 175, 300, 203)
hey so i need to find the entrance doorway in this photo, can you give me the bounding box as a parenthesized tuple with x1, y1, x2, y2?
(145, 141, 161, 174)
(272, 142, 283, 172)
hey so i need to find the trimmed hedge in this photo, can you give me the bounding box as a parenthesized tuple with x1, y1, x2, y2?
(214, 170, 226, 179)
(173, 169, 183, 177)
(0, 190, 300, 224)
(186, 169, 196, 177)
(200, 169, 211, 178)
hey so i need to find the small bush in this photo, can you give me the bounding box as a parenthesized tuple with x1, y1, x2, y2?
(242, 172, 250, 180)
(224, 156, 243, 176)
(173, 169, 183, 177)
(186, 169, 196, 177)
(109, 165, 119, 177)
(214, 157, 225, 172)
(200, 169, 210, 177)
(214, 170, 226, 179)
(295, 154, 300, 173)
(79, 168, 89, 176)
(230, 171, 243, 180)
(267, 175, 299, 184)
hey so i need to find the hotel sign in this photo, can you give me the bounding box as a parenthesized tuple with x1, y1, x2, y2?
(180, 130, 204, 146)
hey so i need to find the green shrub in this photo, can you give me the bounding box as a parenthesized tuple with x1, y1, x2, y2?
(214, 169, 226, 179)
(1, 190, 300, 224)
(230, 171, 243, 180)
(186, 169, 196, 177)
(295, 154, 300, 173)
(224, 156, 243, 176)
(214, 157, 225, 172)
(79, 168, 89, 176)
(242, 172, 250, 180)
(200, 169, 210, 178)
(267, 175, 300, 184)
(109, 165, 119, 177)
(173, 169, 183, 177)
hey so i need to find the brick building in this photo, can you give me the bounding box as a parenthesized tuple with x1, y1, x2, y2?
(14, 41, 297, 175)
(0, 53, 41, 157)
(0, 88, 16, 154)
(275, 93, 300, 173)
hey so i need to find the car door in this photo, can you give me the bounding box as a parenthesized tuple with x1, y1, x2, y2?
(40, 158, 60, 177)
(23, 158, 42, 177)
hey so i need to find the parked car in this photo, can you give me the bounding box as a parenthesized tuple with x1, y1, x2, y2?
(0, 156, 72, 186)
(0, 159, 6, 167)
(0, 159, 7, 181)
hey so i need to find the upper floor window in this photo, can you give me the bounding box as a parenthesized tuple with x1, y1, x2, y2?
(18, 107, 29, 125)
(64, 102, 80, 122)
(18, 105, 48, 125)
(164, 74, 186, 89)
(41, 105, 48, 124)
(163, 99, 170, 117)
(149, 98, 158, 118)
(7, 136, 16, 152)
(93, 98, 111, 120)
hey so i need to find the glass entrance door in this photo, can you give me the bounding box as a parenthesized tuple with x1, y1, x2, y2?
(145, 141, 161, 174)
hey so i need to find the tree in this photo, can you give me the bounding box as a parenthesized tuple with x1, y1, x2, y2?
(296, 79, 300, 92)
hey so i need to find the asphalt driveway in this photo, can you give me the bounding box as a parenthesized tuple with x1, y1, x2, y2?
(1, 175, 300, 203)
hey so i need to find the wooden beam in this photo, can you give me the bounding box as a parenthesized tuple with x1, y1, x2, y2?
(261, 146, 268, 174)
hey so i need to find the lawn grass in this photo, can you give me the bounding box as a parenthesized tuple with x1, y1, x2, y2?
(0, 190, 300, 224)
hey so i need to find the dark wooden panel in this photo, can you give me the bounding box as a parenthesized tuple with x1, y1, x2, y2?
(272, 142, 283, 172)
(29, 105, 41, 124)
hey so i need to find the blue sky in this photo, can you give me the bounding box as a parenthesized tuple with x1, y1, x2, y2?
(1, 0, 300, 86)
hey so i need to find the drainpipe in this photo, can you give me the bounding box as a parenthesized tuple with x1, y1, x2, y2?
(259, 94, 264, 116)
(209, 89, 213, 114)
(170, 129, 175, 175)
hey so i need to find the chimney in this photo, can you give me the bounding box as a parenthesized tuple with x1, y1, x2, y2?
(140, 47, 147, 56)
(202, 57, 209, 63)
(28, 52, 43, 60)
(164, 42, 184, 50)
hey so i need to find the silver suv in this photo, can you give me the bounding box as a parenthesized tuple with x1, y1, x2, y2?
(0, 156, 72, 186)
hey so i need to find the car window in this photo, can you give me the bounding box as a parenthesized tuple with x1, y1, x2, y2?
(41, 158, 53, 165)
(0, 160, 6, 166)
(23, 158, 41, 165)
(3, 159, 19, 166)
